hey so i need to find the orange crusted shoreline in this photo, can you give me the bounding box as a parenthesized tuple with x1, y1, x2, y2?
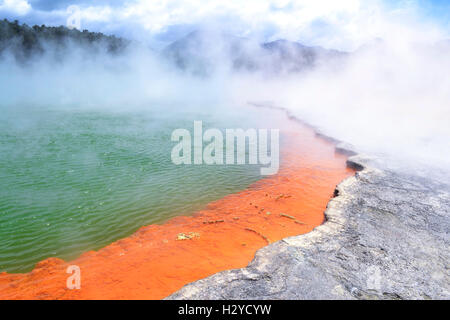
(0, 119, 353, 300)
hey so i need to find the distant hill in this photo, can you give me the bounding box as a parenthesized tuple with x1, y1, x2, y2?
(0, 19, 348, 73)
(262, 39, 347, 72)
(0, 19, 129, 62)
(162, 30, 260, 75)
(163, 30, 348, 75)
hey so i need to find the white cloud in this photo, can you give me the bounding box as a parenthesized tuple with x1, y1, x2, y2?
(0, 0, 31, 15)
(70, 0, 445, 49)
(12, 0, 448, 50)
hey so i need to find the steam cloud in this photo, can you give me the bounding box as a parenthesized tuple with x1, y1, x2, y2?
(1, 15, 449, 175)
(230, 39, 450, 172)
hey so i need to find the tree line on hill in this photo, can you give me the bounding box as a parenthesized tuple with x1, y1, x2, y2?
(0, 19, 129, 62)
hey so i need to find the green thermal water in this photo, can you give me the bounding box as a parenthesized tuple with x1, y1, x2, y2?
(0, 105, 267, 273)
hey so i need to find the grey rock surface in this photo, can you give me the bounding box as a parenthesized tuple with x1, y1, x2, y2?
(167, 152, 450, 300)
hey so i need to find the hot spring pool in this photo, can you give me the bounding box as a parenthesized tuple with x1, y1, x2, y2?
(0, 104, 275, 273)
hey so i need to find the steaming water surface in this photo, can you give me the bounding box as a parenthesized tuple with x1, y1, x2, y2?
(0, 105, 268, 273)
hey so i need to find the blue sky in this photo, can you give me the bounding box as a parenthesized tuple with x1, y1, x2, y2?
(418, 0, 450, 26)
(1, 0, 449, 49)
(386, 0, 450, 25)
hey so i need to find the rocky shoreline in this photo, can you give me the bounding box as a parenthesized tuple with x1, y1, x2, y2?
(168, 143, 450, 300)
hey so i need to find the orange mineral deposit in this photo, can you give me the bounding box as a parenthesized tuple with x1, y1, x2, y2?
(0, 117, 354, 300)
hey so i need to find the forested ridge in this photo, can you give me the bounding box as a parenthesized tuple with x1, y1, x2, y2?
(0, 19, 129, 61)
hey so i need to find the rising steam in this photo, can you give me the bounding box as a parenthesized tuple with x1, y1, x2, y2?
(1, 16, 449, 175)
